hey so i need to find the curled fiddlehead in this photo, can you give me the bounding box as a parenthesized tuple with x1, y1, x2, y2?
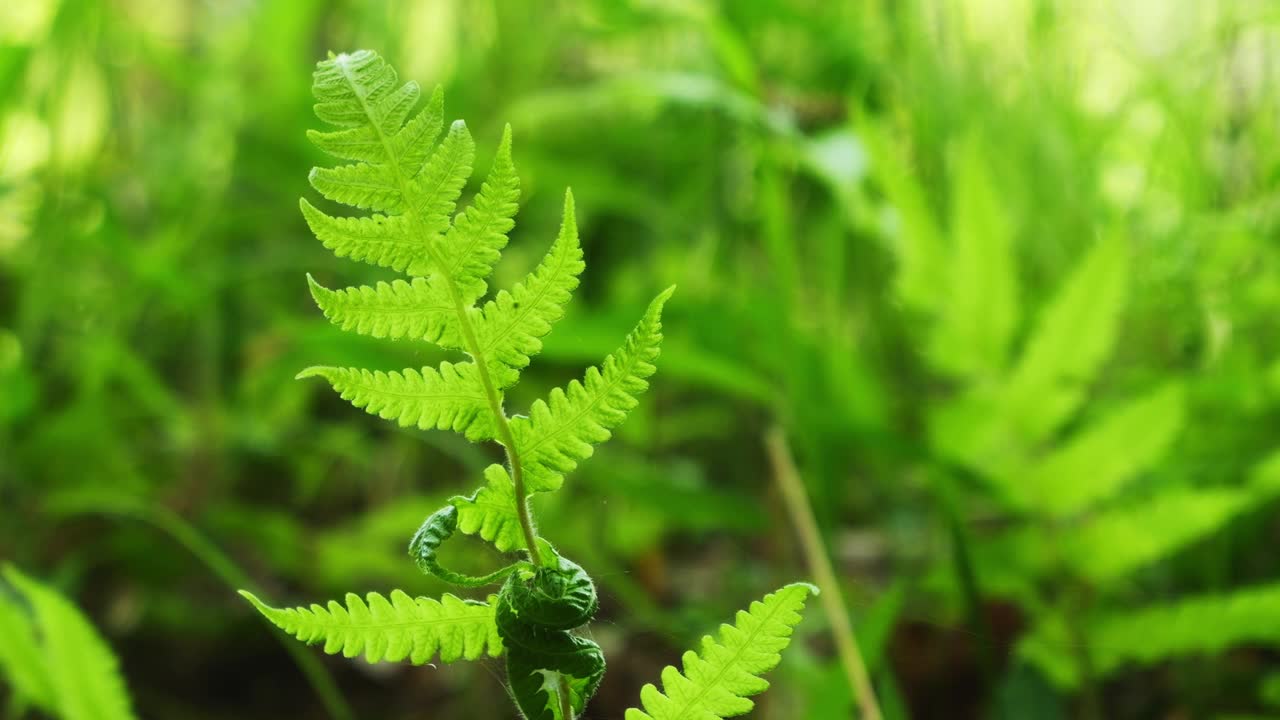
(496, 553, 605, 720)
(409, 504, 528, 588)
(411, 504, 602, 718)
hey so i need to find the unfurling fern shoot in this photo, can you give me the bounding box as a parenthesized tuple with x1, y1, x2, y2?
(240, 50, 815, 720)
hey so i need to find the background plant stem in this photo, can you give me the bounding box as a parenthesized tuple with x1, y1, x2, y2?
(765, 426, 883, 720)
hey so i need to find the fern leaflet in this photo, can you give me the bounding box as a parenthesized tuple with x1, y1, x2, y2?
(452, 463, 526, 552)
(3, 566, 138, 720)
(471, 191, 585, 389)
(240, 590, 503, 664)
(297, 363, 494, 441)
(1022, 582, 1280, 687)
(625, 583, 816, 720)
(0, 583, 56, 713)
(307, 273, 461, 345)
(513, 287, 673, 493)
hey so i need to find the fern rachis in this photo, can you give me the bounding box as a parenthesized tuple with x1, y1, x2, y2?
(239, 49, 814, 720)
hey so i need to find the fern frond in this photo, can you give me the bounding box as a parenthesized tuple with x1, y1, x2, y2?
(452, 464, 525, 552)
(625, 583, 816, 720)
(928, 133, 1018, 378)
(307, 274, 461, 346)
(240, 590, 503, 664)
(297, 363, 494, 441)
(473, 190, 585, 389)
(1063, 485, 1268, 583)
(4, 567, 138, 720)
(1010, 382, 1185, 516)
(1022, 582, 1280, 687)
(1004, 235, 1129, 438)
(512, 287, 673, 493)
(434, 124, 520, 303)
(0, 587, 56, 713)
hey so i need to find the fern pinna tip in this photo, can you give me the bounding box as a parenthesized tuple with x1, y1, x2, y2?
(294, 366, 328, 381)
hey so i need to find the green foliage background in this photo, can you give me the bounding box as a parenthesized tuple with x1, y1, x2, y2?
(3, 0, 1280, 718)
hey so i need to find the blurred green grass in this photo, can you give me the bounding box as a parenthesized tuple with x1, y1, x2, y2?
(4, 0, 1280, 718)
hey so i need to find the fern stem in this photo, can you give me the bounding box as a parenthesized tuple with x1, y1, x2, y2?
(451, 293, 542, 566)
(334, 59, 543, 567)
(765, 427, 883, 720)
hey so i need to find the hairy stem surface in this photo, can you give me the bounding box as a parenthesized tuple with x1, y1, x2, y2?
(766, 427, 883, 720)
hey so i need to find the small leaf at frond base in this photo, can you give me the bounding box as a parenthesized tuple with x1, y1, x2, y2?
(452, 464, 526, 553)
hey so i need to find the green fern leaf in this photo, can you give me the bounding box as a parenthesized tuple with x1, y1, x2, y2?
(306, 274, 461, 346)
(928, 236, 1129, 476)
(928, 132, 1018, 378)
(0, 587, 56, 713)
(452, 464, 525, 552)
(1022, 582, 1280, 688)
(1009, 382, 1185, 516)
(310, 161, 404, 213)
(297, 363, 494, 441)
(625, 583, 816, 720)
(240, 590, 503, 664)
(1064, 485, 1267, 583)
(434, 123, 520, 303)
(1002, 235, 1129, 442)
(472, 189, 585, 389)
(4, 567, 138, 720)
(299, 201, 418, 273)
(862, 121, 946, 313)
(512, 287, 673, 493)
(406, 119, 476, 251)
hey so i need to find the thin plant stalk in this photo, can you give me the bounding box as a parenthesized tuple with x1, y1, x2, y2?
(765, 426, 883, 720)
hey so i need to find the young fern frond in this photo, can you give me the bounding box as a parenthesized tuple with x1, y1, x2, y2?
(626, 583, 817, 720)
(239, 590, 503, 665)
(243, 49, 811, 720)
